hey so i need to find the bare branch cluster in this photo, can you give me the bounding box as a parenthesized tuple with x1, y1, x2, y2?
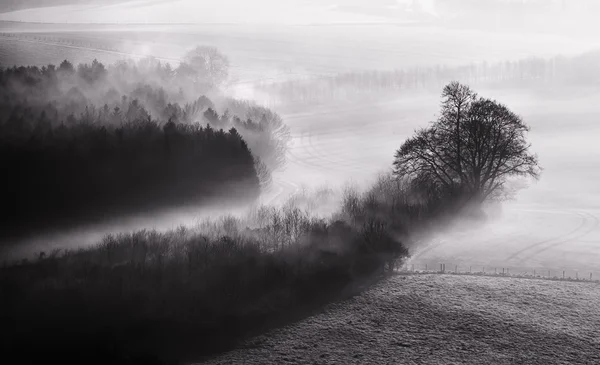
(393, 82, 541, 203)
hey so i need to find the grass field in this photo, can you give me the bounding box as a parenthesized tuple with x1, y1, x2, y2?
(202, 273, 600, 364)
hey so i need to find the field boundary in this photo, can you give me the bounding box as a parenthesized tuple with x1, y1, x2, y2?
(396, 264, 600, 284)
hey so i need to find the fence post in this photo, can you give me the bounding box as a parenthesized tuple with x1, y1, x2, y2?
(563, 271, 565, 279)
(440, 263, 443, 272)
(425, 264, 428, 271)
(455, 265, 458, 273)
(469, 266, 472, 273)
(591, 273, 593, 281)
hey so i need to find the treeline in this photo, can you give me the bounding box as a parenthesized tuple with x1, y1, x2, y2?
(0, 55, 292, 238)
(0, 116, 260, 238)
(0, 57, 289, 174)
(258, 50, 600, 105)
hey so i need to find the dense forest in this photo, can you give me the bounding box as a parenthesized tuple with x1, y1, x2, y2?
(0, 54, 289, 238)
(0, 49, 289, 171)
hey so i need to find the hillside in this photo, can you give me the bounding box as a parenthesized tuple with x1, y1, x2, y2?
(2, 0, 598, 38)
(203, 274, 600, 364)
(0, 0, 389, 25)
(0, 0, 125, 13)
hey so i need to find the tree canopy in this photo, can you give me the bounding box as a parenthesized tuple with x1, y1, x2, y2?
(393, 81, 541, 203)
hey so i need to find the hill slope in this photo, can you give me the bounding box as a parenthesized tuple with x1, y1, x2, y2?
(0, 0, 126, 13)
(202, 274, 600, 364)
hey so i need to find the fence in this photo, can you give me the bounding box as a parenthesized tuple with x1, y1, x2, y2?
(397, 262, 600, 284)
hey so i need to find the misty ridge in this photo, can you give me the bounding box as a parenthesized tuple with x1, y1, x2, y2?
(1, 67, 542, 364)
(0, 47, 292, 239)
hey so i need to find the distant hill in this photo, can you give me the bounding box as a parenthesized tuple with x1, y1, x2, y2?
(1, 0, 598, 33)
(3, 0, 598, 16)
(0, 0, 127, 13)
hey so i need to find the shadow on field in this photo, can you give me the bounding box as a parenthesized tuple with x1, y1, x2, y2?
(185, 269, 390, 364)
(3, 266, 388, 365)
(0, 218, 405, 365)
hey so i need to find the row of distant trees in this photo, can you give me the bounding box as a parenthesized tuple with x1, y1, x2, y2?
(0, 45, 229, 105)
(258, 51, 600, 105)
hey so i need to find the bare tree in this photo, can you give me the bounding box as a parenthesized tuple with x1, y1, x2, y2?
(253, 155, 273, 192)
(182, 46, 230, 88)
(393, 81, 541, 203)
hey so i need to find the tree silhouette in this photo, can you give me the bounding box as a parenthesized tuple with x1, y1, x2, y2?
(393, 82, 541, 203)
(58, 59, 74, 74)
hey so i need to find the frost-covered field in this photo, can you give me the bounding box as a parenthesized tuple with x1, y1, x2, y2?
(202, 274, 600, 365)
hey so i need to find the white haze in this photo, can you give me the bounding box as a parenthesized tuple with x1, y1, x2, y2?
(1, 1, 600, 276)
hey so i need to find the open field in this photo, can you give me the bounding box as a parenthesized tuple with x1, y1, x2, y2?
(202, 273, 600, 365)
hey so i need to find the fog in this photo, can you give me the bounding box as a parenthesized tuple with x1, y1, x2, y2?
(3, 2, 600, 364)
(2, 1, 600, 272)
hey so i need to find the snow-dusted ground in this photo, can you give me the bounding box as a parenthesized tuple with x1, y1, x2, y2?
(201, 274, 600, 364)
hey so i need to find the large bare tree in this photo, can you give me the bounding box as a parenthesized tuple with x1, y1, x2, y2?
(393, 81, 541, 203)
